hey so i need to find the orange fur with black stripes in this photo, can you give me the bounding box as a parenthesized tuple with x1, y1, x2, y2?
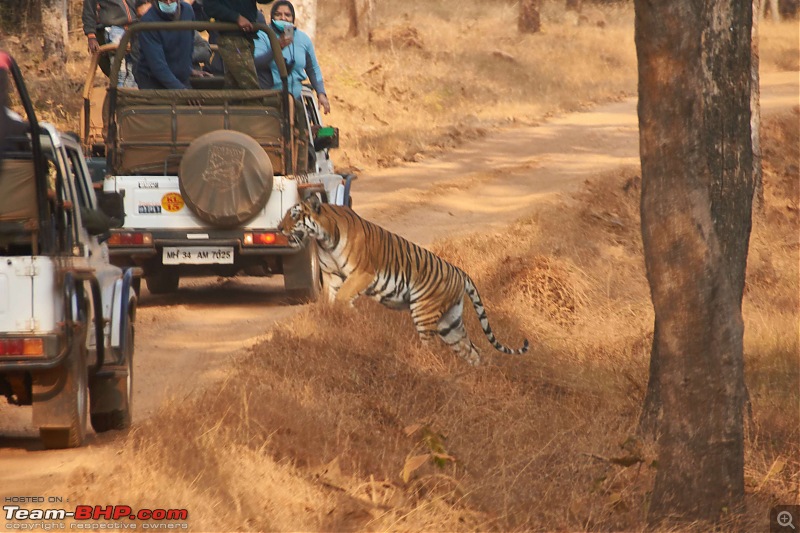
(279, 197, 529, 365)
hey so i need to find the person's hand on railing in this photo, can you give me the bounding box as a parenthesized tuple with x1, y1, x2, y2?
(318, 93, 331, 114)
(237, 15, 253, 33)
(88, 37, 100, 54)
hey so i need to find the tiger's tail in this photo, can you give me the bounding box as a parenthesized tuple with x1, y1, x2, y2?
(464, 275, 530, 355)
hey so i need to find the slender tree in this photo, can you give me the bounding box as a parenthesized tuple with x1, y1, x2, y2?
(346, 0, 373, 39)
(634, 0, 755, 526)
(765, 0, 781, 21)
(518, 0, 541, 33)
(41, 0, 68, 62)
(293, 0, 318, 40)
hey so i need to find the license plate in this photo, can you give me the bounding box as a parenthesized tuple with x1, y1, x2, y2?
(162, 247, 234, 265)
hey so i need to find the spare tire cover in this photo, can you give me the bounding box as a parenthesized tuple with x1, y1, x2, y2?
(179, 130, 273, 227)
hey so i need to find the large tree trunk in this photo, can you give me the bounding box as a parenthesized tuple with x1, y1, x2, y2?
(518, 0, 541, 33)
(293, 0, 317, 41)
(634, 0, 754, 526)
(41, 0, 68, 62)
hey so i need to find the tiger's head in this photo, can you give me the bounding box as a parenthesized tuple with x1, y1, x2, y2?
(279, 196, 327, 245)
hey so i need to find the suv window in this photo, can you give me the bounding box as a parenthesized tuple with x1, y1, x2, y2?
(66, 146, 96, 212)
(51, 147, 83, 253)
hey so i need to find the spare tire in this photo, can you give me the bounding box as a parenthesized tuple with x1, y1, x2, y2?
(179, 130, 273, 227)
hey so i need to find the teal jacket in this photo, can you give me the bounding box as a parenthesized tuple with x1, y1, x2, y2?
(254, 27, 326, 98)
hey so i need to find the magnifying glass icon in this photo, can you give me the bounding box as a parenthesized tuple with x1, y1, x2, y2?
(778, 510, 796, 530)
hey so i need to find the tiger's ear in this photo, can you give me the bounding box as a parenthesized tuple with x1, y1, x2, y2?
(307, 195, 322, 214)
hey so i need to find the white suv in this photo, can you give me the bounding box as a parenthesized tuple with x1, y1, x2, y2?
(1, 56, 137, 448)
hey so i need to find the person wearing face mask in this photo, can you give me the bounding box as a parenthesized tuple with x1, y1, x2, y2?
(202, 0, 274, 90)
(135, 0, 203, 89)
(255, 0, 330, 114)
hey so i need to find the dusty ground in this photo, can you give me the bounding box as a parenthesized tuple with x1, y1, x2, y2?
(0, 71, 796, 513)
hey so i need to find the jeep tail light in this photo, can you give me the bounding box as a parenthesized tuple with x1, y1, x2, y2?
(108, 231, 153, 246)
(0, 338, 44, 356)
(243, 232, 289, 246)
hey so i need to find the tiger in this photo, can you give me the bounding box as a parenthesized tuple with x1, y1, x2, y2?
(278, 196, 530, 366)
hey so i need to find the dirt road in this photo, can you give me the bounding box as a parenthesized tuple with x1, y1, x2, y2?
(0, 71, 796, 501)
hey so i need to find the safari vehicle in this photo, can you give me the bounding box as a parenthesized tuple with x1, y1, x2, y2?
(0, 56, 138, 449)
(82, 22, 354, 299)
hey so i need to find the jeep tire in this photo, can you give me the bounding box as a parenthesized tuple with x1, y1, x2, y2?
(37, 339, 89, 449)
(90, 315, 134, 432)
(283, 240, 322, 303)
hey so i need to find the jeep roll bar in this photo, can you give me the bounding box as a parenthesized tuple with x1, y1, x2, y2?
(5, 56, 54, 254)
(107, 22, 292, 174)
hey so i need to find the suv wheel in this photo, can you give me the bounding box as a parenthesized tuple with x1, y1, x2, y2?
(284, 240, 322, 303)
(90, 315, 134, 432)
(39, 341, 89, 449)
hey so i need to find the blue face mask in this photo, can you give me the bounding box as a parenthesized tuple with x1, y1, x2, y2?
(271, 19, 293, 32)
(158, 1, 178, 14)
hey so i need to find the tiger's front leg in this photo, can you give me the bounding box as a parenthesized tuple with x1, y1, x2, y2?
(335, 270, 375, 307)
(318, 250, 343, 304)
(321, 271, 341, 304)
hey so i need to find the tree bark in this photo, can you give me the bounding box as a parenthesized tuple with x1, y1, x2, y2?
(752, 0, 764, 212)
(41, 0, 68, 62)
(634, 0, 754, 526)
(637, 321, 661, 436)
(347, 0, 359, 37)
(518, 0, 541, 34)
(293, 0, 317, 41)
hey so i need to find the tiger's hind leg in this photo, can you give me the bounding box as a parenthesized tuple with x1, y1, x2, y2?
(414, 299, 480, 366)
(438, 301, 481, 366)
(410, 301, 439, 348)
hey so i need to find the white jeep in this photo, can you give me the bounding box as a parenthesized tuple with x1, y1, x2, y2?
(82, 21, 354, 299)
(1, 56, 137, 448)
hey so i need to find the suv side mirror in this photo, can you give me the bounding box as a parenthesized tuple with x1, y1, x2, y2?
(81, 207, 112, 236)
(313, 126, 339, 151)
(96, 191, 125, 226)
